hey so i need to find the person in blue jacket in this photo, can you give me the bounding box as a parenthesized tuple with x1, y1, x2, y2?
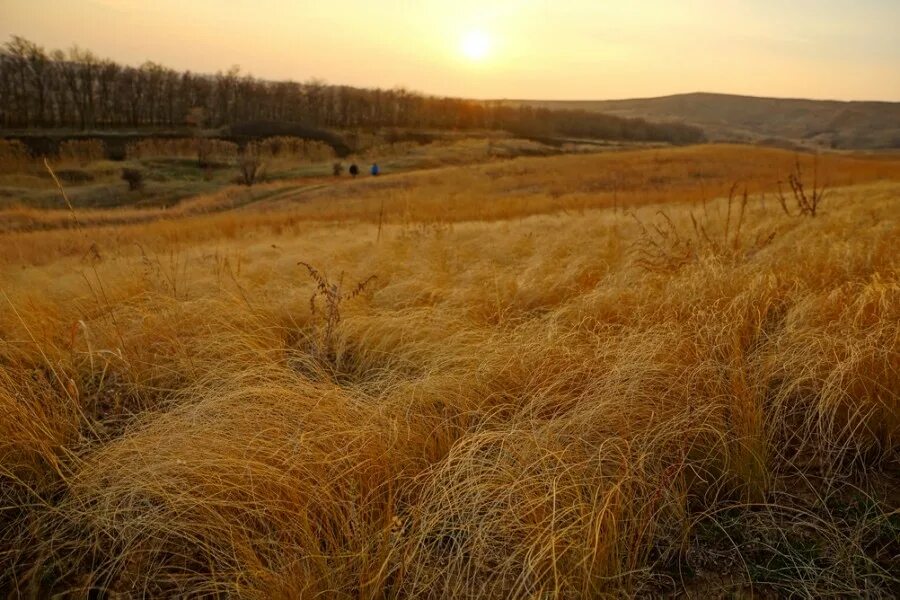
(370, 162, 380, 176)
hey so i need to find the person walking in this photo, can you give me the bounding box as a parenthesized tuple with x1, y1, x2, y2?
(349, 163, 359, 177)
(370, 162, 380, 176)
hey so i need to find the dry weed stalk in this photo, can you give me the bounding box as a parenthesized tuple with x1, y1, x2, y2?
(777, 155, 827, 216)
(299, 261, 377, 364)
(43, 157, 82, 229)
(43, 158, 102, 263)
(631, 185, 775, 271)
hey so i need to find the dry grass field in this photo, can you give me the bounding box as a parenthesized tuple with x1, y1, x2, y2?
(1, 144, 899, 597)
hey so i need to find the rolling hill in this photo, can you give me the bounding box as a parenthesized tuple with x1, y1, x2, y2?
(516, 92, 900, 150)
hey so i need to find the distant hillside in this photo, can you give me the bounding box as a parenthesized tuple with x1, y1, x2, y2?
(515, 93, 900, 150)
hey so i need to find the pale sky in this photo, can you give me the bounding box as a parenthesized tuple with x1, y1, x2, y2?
(2, 0, 899, 101)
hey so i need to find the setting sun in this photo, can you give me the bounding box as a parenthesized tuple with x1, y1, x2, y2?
(460, 29, 490, 61)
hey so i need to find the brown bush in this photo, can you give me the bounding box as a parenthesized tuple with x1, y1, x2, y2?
(121, 168, 145, 191)
(237, 143, 265, 186)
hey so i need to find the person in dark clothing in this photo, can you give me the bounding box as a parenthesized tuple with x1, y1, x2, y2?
(349, 163, 359, 177)
(370, 163, 380, 176)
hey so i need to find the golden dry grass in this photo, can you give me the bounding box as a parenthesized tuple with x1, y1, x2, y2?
(3, 144, 898, 240)
(1, 144, 899, 597)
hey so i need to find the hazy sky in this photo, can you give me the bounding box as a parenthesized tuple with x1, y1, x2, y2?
(2, 0, 899, 101)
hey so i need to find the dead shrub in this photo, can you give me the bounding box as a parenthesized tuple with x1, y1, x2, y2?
(298, 261, 376, 366)
(121, 168, 145, 191)
(237, 144, 265, 186)
(777, 156, 827, 217)
(631, 185, 775, 271)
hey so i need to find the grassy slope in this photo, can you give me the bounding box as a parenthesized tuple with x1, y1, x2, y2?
(1, 145, 899, 597)
(0, 136, 589, 216)
(3, 144, 900, 239)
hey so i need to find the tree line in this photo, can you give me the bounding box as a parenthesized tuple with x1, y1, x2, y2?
(0, 36, 705, 144)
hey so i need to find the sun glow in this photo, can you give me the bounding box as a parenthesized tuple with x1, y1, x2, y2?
(460, 29, 491, 61)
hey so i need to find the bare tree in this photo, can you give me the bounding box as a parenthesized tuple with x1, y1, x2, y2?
(0, 35, 706, 145)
